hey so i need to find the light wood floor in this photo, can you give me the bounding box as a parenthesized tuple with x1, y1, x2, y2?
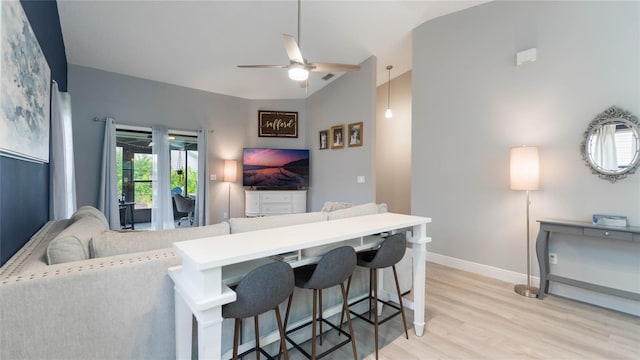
(287, 262, 640, 360)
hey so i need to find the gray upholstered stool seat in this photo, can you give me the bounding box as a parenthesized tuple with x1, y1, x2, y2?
(283, 246, 358, 360)
(222, 261, 294, 360)
(343, 233, 409, 360)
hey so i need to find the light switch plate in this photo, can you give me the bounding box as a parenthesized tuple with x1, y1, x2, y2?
(357, 176, 365, 184)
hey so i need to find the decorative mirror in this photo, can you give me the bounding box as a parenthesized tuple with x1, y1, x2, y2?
(581, 106, 640, 182)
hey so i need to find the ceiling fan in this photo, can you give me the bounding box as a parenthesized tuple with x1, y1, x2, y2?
(237, 0, 360, 87)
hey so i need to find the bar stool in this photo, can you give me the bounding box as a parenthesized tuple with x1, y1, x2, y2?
(283, 246, 358, 360)
(222, 261, 294, 360)
(343, 233, 409, 360)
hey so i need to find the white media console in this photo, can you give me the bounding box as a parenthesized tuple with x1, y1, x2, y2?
(245, 190, 307, 217)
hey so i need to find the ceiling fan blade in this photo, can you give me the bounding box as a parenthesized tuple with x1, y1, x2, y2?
(283, 34, 304, 63)
(311, 63, 360, 72)
(237, 65, 289, 69)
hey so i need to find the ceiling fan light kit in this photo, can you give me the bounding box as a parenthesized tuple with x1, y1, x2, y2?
(288, 65, 309, 81)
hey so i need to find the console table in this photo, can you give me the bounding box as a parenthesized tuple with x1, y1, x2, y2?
(169, 212, 431, 360)
(535, 219, 640, 300)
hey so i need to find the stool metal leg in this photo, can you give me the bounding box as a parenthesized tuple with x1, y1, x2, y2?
(368, 268, 374, 320)
(392, 265, 409, 339)
(233, 318, 241, 360)
(373, 268, 379, 360)
(274, 306, 289, 360)
(340, 283, 358, 360)
(318, 289, 323, 346)
(283, 293, 293, 330)
(254, 316, 260, 360)
(339, 275, 352, 335)
(312, 289, 317, 359)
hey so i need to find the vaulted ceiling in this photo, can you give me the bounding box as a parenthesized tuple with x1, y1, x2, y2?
(58, 0, 485, 100)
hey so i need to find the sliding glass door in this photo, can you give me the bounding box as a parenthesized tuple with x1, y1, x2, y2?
(115, 128, 198, 229)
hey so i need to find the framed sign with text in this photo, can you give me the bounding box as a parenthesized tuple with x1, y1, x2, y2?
(258, 111, 298, 138)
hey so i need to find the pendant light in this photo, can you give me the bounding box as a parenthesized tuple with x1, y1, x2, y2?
(385, 65, 393, 119)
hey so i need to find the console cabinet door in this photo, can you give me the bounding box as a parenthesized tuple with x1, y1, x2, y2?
(245, 191, 261, 217)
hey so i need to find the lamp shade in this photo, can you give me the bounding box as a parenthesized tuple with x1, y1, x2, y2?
(223, 160, 237, 183)
(510, 146, 539, 190)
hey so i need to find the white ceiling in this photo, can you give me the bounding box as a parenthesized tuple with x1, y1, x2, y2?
(58, 0, 484, 100)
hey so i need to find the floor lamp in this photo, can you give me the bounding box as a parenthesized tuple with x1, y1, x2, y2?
(223, 160, 237, 218)
(510, 146, 540, 298)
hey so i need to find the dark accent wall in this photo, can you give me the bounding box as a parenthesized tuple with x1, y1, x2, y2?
(20, 0, 67, 91)
(0, 0, 67, 266)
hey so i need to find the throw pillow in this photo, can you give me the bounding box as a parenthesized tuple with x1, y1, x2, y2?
(46, 235, 87, 265)
(327, 202, 380, 220)
(70, 206, 110, 229)
(46, 215, 109, 265)
(320, 201, 354, 212)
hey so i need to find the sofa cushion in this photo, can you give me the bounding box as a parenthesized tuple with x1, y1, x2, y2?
(326, 202, 384, 221)
(90, 222, 231, 258)
(230, 212, 328, 234)
(46, 216, 109, 265)
(70, 206, 109, 229)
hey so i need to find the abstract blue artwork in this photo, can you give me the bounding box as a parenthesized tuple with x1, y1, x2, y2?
(0, 0, 51, 163)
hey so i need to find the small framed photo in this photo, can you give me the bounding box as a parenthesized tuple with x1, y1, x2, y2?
(330, 125, 344, 149)
(348, 122, 363, 147)
(319, 130, 329, 150)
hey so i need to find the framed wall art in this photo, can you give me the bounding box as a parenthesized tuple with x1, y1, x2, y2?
(330, 125, 344, 149)
(258, 110, 298, 138)
(348, 122, 363, 147)
(0, 0, 51, 163)
(319, 129, 329, 150)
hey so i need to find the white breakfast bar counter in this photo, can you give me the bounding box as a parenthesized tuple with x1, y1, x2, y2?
(169, 212, 432, 360)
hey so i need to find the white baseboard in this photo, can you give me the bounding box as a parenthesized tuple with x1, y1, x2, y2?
(425, 252, 640, 316)
(426, 252, 540, 288)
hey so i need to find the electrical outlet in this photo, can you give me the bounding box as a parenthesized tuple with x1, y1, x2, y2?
(223, 212, 228, 219)
(549, 253, 558, 265)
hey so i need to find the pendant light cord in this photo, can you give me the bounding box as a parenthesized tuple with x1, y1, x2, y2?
(297, 0, 301, 47)
(387, 67, 391, 108)
(386, 65, 393, 113)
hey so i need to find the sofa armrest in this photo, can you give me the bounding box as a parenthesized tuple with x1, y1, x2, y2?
(0, 249, 181, 360)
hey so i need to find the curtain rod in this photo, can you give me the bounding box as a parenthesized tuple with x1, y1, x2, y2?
(92, 117, 214, 133)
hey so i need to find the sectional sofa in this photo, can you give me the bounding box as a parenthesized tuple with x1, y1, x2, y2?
(0, 202, 410, 359)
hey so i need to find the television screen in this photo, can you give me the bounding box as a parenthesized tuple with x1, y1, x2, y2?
(242, 148, 310, 188)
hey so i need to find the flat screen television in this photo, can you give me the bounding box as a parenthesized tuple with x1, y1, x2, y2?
(242, 148, 310, 189)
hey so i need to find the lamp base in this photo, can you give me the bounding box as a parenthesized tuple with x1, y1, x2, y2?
(514, 284, 539, 298)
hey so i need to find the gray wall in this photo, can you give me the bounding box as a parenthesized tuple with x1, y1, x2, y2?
(375, 70, 411, 214)
(412, 1, 639, 313)
(68, 65, 306, 224)
(306, 57, 377, 210)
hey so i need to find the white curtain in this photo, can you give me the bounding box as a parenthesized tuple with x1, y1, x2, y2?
(98, 118, 120, 229)
(151, 127, 175, 230)
(593, 124, 618, 170)
(49, 82, 77, 220)
(195, 129, 209, 226)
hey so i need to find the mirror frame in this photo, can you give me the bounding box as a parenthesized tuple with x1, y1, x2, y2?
(581, 106, 640, 183)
